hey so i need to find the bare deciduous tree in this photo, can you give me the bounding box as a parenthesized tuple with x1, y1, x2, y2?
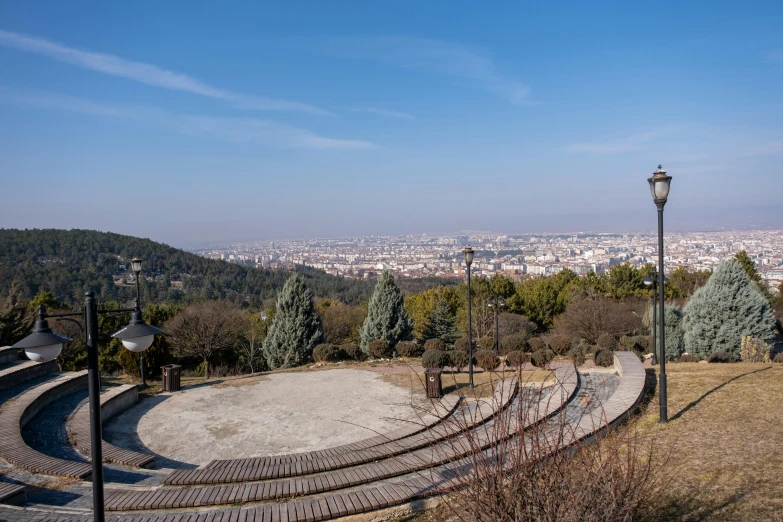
(553, 297, 643, 344)
(165, 300, 243, 379)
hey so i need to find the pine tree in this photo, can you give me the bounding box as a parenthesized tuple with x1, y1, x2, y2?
(734, 250, 771, 300)
(0, 281, 33, 346)
(359, 271, 414, 354)
(262, 275, 323, 369)
(646, 303, 685, 361)
(683, 260, 776, 359)
(422, 297, 459, 346)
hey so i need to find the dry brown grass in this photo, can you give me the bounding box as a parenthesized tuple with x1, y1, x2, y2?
(380, 370, 554, 399)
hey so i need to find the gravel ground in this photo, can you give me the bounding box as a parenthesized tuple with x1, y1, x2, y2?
(103, 368, 431, 466)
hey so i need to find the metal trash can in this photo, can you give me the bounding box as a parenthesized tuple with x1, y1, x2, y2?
(161, 364, 182, 392)
(425, 368, 442, 399)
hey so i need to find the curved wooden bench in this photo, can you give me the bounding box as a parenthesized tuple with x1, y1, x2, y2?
(0, 482, 26, 506)
(0, 359, 59, 393)
(105, 370, 580, 511)
(0, 371, 92, 479)
(164, 377, 518, 486)
(67, 384, 155, 469)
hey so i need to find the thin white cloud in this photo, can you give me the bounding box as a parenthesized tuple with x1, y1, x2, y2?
(0, 88, 374, 150)
(562, 129, 670, 155)
(350, 107, 415, 120)
(0, 29, 331, 116)
(322, 37, 533, 106)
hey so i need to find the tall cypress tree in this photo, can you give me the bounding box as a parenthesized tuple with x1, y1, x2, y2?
(262, 274, 323, 369)
(422, 297, 459, 346)
(683, 260, 776, 359)
(359, 271, 414, 354)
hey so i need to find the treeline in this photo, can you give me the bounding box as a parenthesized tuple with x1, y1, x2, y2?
(0, 229, 451, 307)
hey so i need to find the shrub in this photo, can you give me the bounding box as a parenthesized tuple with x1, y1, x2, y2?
(368, 339, 393, 359)
(476, 350, 500, 371)
(479, 336, 496, 352)
(594, 349, 615, 368)
(707, 350, 735, 363)
(313, 343, 340, 363)
(505, 350, 528, 368)
(454, 336, 470, 354)
(448, 350, 472, 371)
(619, 335, 635, 349)
(774, 353, 783, 363)
(424, 338, 447, 353)
(547, 335, 572, 356)
(528, 337, 546, 352)
(597, 333, 618, 351)
(648, 304, 686, 361)
(422, 349, 450, 369)
(530, 348, 554, 368)
(584, 344, 600, 355)
(569, 345, 587, 367)
(633, 335, 651, 351)
(396, 340, 421, 358)
(339, 343, 363, 361)
(740, 336, 770, 362)
(500, 333, 528, 355)
(679, 354, 700, 363)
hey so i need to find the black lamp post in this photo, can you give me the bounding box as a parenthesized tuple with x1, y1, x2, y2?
(463, 247, 475, 388)
(12, 273, 163, 522)
(111, 258, 162, 388)
(487, 296, 505, 353)
(647, 164, 672, 423)
(643, 274, 657, 365)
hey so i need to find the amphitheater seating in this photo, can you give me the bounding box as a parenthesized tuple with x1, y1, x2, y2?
(67, 384, 155, 469)
(0, 355, 59, 393)
(0, 371, 92, 479)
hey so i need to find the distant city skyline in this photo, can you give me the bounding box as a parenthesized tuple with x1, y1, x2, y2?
(1, 2, 783, 245)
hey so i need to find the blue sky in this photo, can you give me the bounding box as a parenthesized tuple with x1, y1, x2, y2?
(1, 1, 782, 247)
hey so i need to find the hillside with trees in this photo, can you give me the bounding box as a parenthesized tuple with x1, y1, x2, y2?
(0, 228, 444, 307)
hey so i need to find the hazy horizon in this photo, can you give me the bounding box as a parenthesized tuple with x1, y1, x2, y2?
(2, 3, 783, 247)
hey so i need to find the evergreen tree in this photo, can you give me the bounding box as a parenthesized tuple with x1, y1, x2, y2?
(734, 250, 771, 300)
(359, 271, 414, 354)
(646, 303, 685, 361)
(262, 275, 323, 369)
(422, 297, 459, 346)
(683, 260, 776, 359)
(0, 281, 33, 346)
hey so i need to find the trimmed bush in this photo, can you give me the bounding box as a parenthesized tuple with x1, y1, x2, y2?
(340, 343, 363, 361)
(313, 343, 340, 363)
(597, 333, 618, 351)
(448, 349, 472, 371)
(454, 336, 470, 354)
(422, 349, 450, 369)
(569, 345, 587, 367)
(396, 340, 421, 358)
(528, 337, 546, 352)
(707, 351, 735, 363)
(479, 336, 497, 351)
(530, 348, 554, 368)
(773, 353, 783, 363)
(505, 350, 528, 368)
(584, 344, 600, 355)
(633, 336, 651, 351)
(618, 335, 635, 349)
(476, 350, 500, 371)
(679, 354, 700, 363)
(547, 335, 572, 356)
(424, 338, 447, 353)
(594, 349, 614, 368)
(368, 339, 393, 359)
(500, 333, 528, 355)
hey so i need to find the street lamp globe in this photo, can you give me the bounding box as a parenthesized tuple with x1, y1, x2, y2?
(647, 165, 672, 205)
(130, 257, 143, 274)
(463, 247, 474, 268)
(643, 275, 654, 287)
(111, 315, 163, 352)
(12, 309, 72, 362)
(498, 298, 506, 307)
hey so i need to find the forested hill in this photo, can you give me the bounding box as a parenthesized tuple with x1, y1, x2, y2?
(0, 229, 449, 307)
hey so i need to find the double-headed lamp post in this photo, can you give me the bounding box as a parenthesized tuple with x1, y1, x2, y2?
(463, 247, 475, 388)
(12, 259, 163, 522)
(647, 165, 672, 423)
(487, 296, 505, 352)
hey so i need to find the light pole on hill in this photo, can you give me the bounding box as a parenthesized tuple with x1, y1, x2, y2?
(463, 247, 475, 388)
(13, 283, 163, 522)
(487, 296, 505, 353)
(115, 257, 156, 387)
(647, 164, 672, 423)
